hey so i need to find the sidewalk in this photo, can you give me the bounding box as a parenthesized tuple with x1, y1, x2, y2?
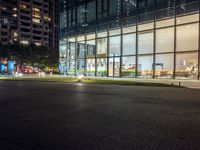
(81, 76, 200, 89)
(37, 75, 200, 89)
(1, 74, 200, 89)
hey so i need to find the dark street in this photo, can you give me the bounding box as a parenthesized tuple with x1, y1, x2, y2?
(0, 81, 200, 150)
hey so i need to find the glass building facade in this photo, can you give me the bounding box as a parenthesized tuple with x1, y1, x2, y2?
(59, 0, 200, 80)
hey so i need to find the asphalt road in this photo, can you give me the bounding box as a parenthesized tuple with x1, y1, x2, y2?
(0, 81, 200, 150)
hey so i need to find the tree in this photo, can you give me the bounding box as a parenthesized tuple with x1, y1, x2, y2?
(0, 41, 59, 72)
(0, 42, 9, 58)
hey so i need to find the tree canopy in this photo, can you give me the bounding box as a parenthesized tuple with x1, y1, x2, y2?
(0, 42, 59, 69)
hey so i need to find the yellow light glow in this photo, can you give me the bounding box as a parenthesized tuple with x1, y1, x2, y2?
(13, 32, 18, 37)
(20, 40, 29, 45)
(32, 7, 40, 12)
(32, 18, 41, 23)
(12, 14, 17, 17)
(20, 4, 28, 9)
(35, 42, 42, 46)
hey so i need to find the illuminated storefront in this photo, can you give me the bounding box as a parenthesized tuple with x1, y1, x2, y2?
(59, 0, 200, 80)
(0, 59, 15, 74)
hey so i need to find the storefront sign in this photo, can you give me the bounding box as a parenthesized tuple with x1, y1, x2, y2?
(8, 61, 14, 71)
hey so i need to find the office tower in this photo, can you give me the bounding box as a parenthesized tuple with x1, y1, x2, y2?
(60, 0, 200, 80)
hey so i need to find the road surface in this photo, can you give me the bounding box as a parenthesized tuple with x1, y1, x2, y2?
(0, 81, 200, 150)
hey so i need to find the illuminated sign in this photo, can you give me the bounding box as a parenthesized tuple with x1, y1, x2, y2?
(0, 64, 5, 72)
(8, 61, 14, 71)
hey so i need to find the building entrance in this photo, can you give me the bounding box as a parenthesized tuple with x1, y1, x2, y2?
(109, 57, 120, 77)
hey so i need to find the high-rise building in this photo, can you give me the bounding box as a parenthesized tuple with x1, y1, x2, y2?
(0, 0, 59, 49)
(0, 0, 17, 45)
(59, 0, 200, 80)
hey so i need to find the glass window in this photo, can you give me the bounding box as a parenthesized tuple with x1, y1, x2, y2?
(138, 0, 155, 13)
(77, 59, 85, 75)
(156, 0, 175, 13)
(97, 24, 107, 37)
(97, 31, 107, 38)
(86, 40, 96, 58)
(176, 23, 199, 51)
(77, 5, 86, 27)
(97, 0, 108, 18)
(122, 16, 136, 27)
(59, 43, 67, 57)
(87, 26, 96, 35)
(176, 14, 199, 25)
(69, 42, 76, 59)
(176, 53, 198, 79)
(59, 62, 66, 74)
(122, 0, 136, 16)
(138, 13, 154, 23)
(87, 1, 96, 23)
(109, 22, 120, 30)
(60, 13, 65, 30)
(138, 22, 154, 31)
(108, 57, 120, 77)
(109, 36, 121, 56)
(122, 56, 136, 78)
(138, 55, 153, 78)
(138, 32, 154, 54)
(109, 28, 121, 36)
(176, 0, 198, 5)
(77, 43, 85, 58)
(103, 0, 108, 17)
(155, 54, 174, 78)
(109, 0, 121, 17)
(123, 34, 136, 55)
(97, 0, 102, 18)
(97, 38, 107, 57)
(123, 25, 136, 34)
(156, 18, 174, 28)
(156, 8, 175, 21)
(77, 35, 85, 42)
(68, 60, 76, 75)
(87, 33, 95, 40)
(86, 59, 95, 76)
(156, 27, 174, 53)
(97, 58, 107, 77)
(68, 8, 76, 27)
(68, 37, 75, 42)
(176, 1, 199, 15)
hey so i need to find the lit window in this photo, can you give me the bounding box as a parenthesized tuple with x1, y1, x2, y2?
(20, 4, 28, 9)
(44, 15, 51, 21)
(32, 12, 41, 18)
(176, 23, 199, 51)
(32, 18, 41, 23)
(177, 14, 199, 25)
(35, 42, 42, 46)
(13, 32, 18, 37)
(12, 14, 17, 17)
(1, 6, 7, 10)
(32, 7, 40, 12)
(20, 40, 29, 45)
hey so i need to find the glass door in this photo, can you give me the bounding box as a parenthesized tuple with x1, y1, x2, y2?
(114, 57, 120, 77)
(108, 57, 120, 77)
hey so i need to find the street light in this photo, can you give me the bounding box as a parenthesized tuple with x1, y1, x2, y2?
(78, 75, 84, 82)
